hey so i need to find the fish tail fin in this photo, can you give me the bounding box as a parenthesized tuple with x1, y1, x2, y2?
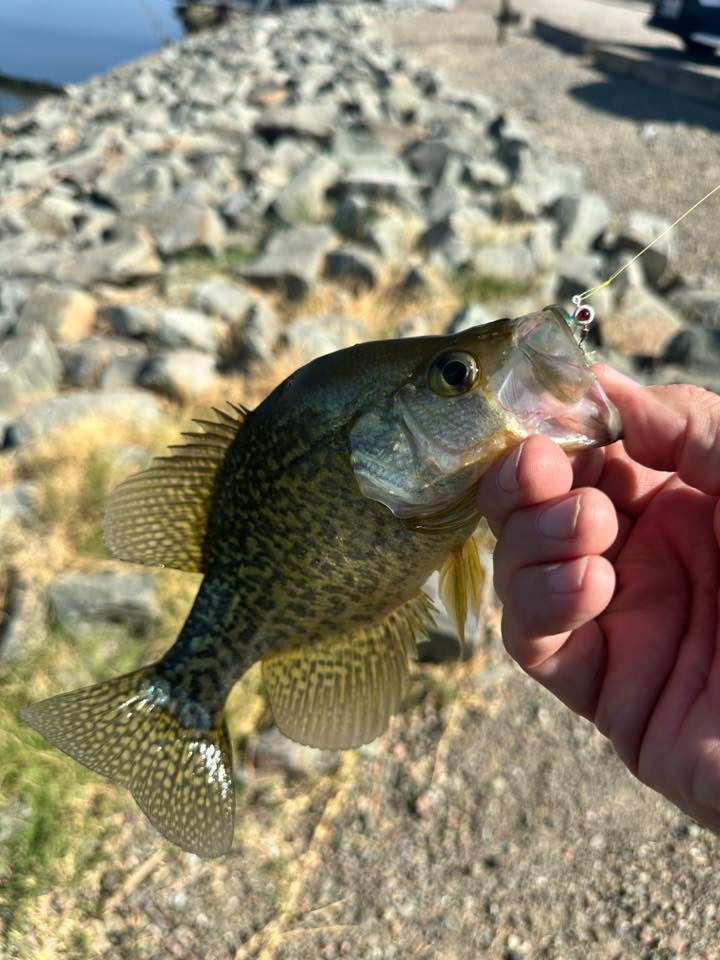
(20, 665, 235, 858)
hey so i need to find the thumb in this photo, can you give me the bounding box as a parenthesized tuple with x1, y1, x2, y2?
(596, 366, 720, 497)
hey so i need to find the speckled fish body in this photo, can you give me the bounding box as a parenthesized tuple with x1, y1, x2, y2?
(22, 307, 621, 857)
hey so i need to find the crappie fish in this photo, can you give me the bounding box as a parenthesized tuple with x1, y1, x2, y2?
(22, 307, 621, 857)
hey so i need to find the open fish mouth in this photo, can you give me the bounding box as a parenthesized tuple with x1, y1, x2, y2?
(489, 308, 623, 451)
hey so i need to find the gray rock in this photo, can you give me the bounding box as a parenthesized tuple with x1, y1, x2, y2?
(255, 104, 337, 144)
(0, 573, 44, 663)
(470, 242, 535, 283)
(23, 192, 84, 238)
(240, 225, 337, 299)
(0, 234, 62, 282)
(96, 159, 175, 215)
(526, 219, 559, 273)
(190, 280, 256, 324)
(138, 349, 217, 400)
(393, 313, 433, 338)
(48, 571, 159, 634)
(283, 314, 365, 365)
(404, 139, 456, 184)
(17, 283, 97, 343)
(0, 484, 38, 530)
(99, 354, 149, 391)
(421, 207, 491, 263)
(516, 151, 584, 211)
(59, 337, 148, 388)
(425, 182, 473, 226)
(0, 280, 29, 336)
(491, 114, 532, 172)
(267, 138, 317, 180)
(445, 303, 496, 335)
(0, 327, 61, 413)
(136, 198, 226, 257)
(555, 253, 614, 318)
(273, 155, 341, 225)
(6, 389, 162, 447)
(554, 192, 611, 255)
(464, 159, 510, 191)
(332, 196, 374, 242)
(250, 726, 339, 779)
(366, 212, 419, 260)
(335, 131, 419, 199)
(386, 74, 425, 123)
(651, 361, 720, 395)
(58, 227, 162, 286)
(614, 211, 673, 286)
(224, 299, 281, 368)
(661, 326, 720, 372)
(667, 287, 720, 329)
(108, 305, 218, 353)
(614, 287, 684, 358)
(325, 244, 381, 291)
(221, 191, 267, 237)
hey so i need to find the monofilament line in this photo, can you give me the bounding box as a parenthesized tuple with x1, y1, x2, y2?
(576, 181, 720, 305)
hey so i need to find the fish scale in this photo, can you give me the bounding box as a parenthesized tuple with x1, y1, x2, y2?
(21, 308, 621, 857)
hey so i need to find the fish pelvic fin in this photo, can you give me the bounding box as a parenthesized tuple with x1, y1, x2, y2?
(103, 403, 247, 572)
(261, 593, 434, 750)
(20, 665, 235, 858)
(438, 536, 484, 649)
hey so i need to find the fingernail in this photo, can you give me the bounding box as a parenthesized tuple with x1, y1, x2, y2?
(498, 442, 524, 493)
(538, 495, 581, 539)
(547, 557, 588, 593)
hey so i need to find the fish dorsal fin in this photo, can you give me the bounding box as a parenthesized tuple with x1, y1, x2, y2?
(261, 593, 434, 750)
(103, 404, 248, 572)
(438, 537, 484, 649)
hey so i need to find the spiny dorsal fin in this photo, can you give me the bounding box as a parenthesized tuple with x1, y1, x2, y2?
(103, 403, 247, 572)
(438, 537, 483, 650)
(261, 593, 434, 750)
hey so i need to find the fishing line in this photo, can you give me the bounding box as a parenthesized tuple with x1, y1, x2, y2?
(574, 180, 720, 307)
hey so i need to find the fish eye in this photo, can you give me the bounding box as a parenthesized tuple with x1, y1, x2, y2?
(428, 351, 479, 397)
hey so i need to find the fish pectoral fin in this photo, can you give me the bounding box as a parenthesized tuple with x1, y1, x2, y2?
(21, 666, 235, 858)
(261, 593, 434, 750)
(438, 536, 484, 649)
(103, 403, 247, 573)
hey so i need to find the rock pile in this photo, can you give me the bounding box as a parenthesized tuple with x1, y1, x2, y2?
(1, 4, 719, 656)
(2, 4, 717, 454)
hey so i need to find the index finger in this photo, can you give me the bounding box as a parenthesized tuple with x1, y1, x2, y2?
(596, 366, 720, 497)
(475, 434, 574, 535)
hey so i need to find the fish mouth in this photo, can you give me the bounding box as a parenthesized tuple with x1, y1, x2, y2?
(490, 310, 623, 451)
(528, 377, 623, 450)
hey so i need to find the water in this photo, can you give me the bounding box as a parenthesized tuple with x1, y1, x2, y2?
(0, 0, 184, 114)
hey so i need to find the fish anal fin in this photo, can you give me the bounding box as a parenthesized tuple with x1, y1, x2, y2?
(103, 404, 246, 573)
(261, 594, 434, 750)
(438, 537, 484, 649)
(21, 666, 235, 858)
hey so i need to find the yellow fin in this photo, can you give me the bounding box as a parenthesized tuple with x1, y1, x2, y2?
(261, 594, 434, 750)
(21, 666, 235, 857)
(103, 404, 247, 572)
(438, 537, 484, 649)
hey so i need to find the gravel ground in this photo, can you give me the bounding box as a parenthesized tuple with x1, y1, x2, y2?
(388, 0, 720, 283)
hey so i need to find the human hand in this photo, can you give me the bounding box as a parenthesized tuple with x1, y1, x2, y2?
(476, 367, 720, 830)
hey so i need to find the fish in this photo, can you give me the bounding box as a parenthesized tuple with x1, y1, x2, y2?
(21, 306, 621, 858)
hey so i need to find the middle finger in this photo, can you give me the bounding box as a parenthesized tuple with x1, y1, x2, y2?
(493, 487, 619, 602)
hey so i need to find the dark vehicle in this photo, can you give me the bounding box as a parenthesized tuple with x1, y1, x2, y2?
(649, 0, 720, 54)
